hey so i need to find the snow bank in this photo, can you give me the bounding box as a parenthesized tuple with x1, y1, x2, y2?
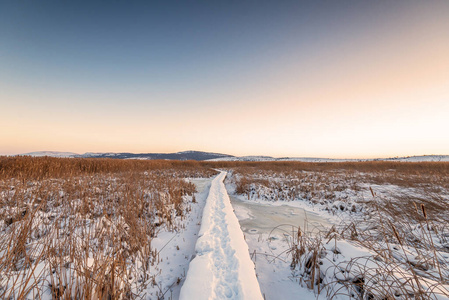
(180, 172, 263, 300)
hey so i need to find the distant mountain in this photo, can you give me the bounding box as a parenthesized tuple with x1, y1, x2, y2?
(20, 151, 80, 158)
(79, 151, 233, 161)
(207, 156, 365, 162)
(207, 155, 449, 162)
(20, 150, 233, 161)
(381, 155, 449, 162)
(207, 156, 277, 162)
(18, 152, 449, 162)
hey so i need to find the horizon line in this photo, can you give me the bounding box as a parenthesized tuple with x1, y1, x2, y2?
(4, 150, 449, 161)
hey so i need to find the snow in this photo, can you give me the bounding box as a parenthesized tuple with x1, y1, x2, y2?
(144, 178, 212, 299)
(229, 191, 341, 225)
(229, 192, 449, 300)
(228, 188, 331, 300)
(207, 155, 449, 162)
(15, 151, 449, 162)
(19, 151, 79, 157)
(225, 169, 449, 299)
(206, 156, 363, 162)
(241, 234, 327, 300)
(207, 156, 278, 162)
(388, 155, 449, 162)
(0, 175, 214, 300)
(80, 152, 118, 157)
(180, 171, 263, 300)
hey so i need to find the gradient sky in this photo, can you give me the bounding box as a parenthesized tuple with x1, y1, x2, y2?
(1, 1, 449, 158)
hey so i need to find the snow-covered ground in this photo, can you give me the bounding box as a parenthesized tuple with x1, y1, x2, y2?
(180, 172, 263, 300)
(221, 167, 449, 299)
(2, 163, 448, 299)
(228, 193, 331, 300)
(0, 170, 215, 300)
(145, 178, 212, 299)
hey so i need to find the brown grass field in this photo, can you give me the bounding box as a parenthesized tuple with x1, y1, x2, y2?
(1, 157, 448, 299)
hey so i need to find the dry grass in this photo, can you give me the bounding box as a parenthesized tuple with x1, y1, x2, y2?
(0, 156, 217, 299)
(0, 156, 217, 180)
(204, 160, 449, 177)
(286, 206, 449, 299)
(3, 158, 448, 299)
(226, 161, 449, 223)
(224, 161, 449, 299)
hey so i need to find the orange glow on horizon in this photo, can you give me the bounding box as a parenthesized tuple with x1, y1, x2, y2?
(1, 2, 448, 158)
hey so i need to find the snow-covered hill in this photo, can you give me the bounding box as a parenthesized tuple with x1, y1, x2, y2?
(208, 155, 449, 162)
(383, 155, 449, 162)
(17, 152, 449, 162)
(20, 151, 80, 158)
(19, 150, 233, 161)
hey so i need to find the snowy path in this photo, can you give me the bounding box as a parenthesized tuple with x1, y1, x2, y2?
(180, 172, 263, 300)
(147, 178, 212, 299)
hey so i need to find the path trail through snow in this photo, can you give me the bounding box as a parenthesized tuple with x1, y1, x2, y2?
(180, 171, 263, 300)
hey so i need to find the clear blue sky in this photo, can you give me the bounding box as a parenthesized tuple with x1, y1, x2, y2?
(1, 1, 449, 157)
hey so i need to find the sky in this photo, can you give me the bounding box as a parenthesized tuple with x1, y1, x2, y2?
(1, 1, 449, 158)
